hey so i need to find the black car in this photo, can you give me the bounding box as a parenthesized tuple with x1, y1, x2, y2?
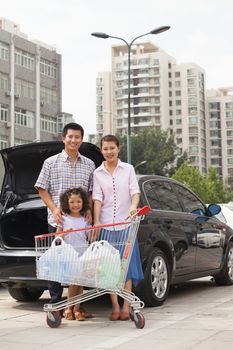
(1, 142, 233, 307)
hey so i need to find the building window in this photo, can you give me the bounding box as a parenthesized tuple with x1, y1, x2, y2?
(0, 104, 8, 122)
(0, 136, 8, 149)
(14, 108, 34, 128)
(0, 72, 9, 91)
(209, 102, 220, 110)
(176, 100, 181, 106)
(15, 79, 35, 99)
(14, 139, 30, 145)
(40, 86, 57, 105)
(175, 72, 180, 78)
(175, 90, 181, 97)
(226, 103, 233, 110)
(41, 115, 57, 134)
(15, 48, 35, 70)
(0, 41, 9, 61)
(40, 58, 57, 79)
(188, 107, 197, 115)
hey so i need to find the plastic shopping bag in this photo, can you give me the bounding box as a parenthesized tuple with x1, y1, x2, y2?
(78, 240, 121, 288)
(37, 237, 80, 284)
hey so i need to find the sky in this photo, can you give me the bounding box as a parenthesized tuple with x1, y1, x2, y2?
(1, 0, 233, 138)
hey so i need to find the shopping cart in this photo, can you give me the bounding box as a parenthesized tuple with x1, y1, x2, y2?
(35, 205, 150, 329)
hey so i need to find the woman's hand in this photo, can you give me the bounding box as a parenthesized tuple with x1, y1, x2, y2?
(129, 207, 138, 218)
(85, 209, 92, 225)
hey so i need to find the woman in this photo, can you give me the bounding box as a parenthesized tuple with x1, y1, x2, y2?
(92, 135, 144, 321)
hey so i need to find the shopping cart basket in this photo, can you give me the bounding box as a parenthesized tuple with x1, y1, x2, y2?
(35, 205, 150, 329)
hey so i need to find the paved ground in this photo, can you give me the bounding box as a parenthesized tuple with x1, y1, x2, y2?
(1, 277, 233, 349)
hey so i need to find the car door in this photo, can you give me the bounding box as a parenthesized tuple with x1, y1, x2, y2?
(142, 179, 196, 275)
(173, 184, 224, 271)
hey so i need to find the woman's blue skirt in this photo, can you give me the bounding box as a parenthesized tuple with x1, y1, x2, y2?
(99, 227, 144, 287)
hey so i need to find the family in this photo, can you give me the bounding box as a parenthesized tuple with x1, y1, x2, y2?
(35, 122, 144, 322)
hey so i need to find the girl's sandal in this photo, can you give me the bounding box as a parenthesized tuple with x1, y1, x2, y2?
(64, 308, 75, 320)
(74, 311, 86, 321)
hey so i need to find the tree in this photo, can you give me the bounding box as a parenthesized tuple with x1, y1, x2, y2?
(118, 128, 178, 175)
(172, 161, 207, 201)
(172, 162, 233, 203)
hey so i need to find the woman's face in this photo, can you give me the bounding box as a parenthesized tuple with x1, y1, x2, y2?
(101, 141, 120, 163)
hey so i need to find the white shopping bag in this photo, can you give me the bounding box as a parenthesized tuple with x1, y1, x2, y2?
(37, 237, 80, 284)
(78, 240, 121, 288)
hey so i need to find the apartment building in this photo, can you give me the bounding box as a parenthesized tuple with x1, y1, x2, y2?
(206, 87, 233, 181)
(96, 42, 207, 173)
(171, 63, 207, 173)
(0, 18, 73, 149)
(96, 71, 112, 138)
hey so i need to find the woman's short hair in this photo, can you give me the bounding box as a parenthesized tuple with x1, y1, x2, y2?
(100, 134, 119, 148)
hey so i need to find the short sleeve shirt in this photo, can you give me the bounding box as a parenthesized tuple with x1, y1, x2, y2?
(35, 150, 95, 226)
(92, 159, 140, 224)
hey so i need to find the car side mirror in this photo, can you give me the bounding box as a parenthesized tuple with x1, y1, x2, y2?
(207, 203, 221, 216)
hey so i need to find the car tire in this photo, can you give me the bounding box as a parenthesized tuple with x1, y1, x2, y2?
(8, 287, 44, 301)
(214, 242, 233, 285)
(138, 248, 170, 307)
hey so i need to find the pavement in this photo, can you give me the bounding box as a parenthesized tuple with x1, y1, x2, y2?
(1, 277, 233, 349)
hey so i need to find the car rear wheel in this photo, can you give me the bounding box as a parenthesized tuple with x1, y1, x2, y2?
(8, 287, 44, 301)
(139, 248, 170, 307)
(214, 242, 233, 285)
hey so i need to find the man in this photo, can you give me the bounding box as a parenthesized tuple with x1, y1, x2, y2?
(35, 122, 95, 311)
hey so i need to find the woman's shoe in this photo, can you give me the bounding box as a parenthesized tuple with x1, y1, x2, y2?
(119, 310, 130, 321)
(64, 308, 75, 320)
(74, 311, 86, 321)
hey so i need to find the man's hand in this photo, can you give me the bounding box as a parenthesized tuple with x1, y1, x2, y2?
(52, 207, 63, 225)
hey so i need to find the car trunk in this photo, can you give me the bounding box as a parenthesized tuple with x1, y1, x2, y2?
(0, 141, 103, 249)
(0, 203, 47, 248)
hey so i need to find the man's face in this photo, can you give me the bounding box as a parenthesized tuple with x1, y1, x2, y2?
(62, 129, 83, 154)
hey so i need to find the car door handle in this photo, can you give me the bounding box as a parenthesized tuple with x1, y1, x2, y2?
(163, 220, 172, 229)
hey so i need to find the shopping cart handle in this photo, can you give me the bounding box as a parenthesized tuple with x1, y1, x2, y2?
(137, 205, 151, 216)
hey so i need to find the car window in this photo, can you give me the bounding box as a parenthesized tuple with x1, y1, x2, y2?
(173, 184, 206, 213)
(143, 180, 183, 211)
(215, 211, 227, 224)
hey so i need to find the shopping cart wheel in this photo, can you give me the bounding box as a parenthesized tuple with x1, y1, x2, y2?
(46, 311, 62, 328)
(133, 312, 145, 329)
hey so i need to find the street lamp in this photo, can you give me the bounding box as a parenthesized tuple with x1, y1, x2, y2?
(91, 26, 170, 164)
(135, 160, 147, 173)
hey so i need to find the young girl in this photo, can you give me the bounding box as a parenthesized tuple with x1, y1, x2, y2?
(57, 187, 92, 321)
(93, 135, 144, 321)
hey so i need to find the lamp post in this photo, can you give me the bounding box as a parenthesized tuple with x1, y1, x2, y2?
(91, 26, 170, 164)
(135, 160, 147, 173)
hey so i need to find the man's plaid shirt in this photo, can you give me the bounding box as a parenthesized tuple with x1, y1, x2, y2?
(35, 150, 95, 227)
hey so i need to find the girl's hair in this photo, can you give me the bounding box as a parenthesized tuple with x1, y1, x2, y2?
(100, 134, 120, 148)
(59, 187, 89, 215)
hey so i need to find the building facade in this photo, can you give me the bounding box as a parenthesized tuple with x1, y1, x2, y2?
(0, 18, 73, 149)
(206, 87, 233, 181)
(96, 42, 207, 173)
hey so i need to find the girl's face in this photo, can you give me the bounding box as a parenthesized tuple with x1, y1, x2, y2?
(68, 194, 83, 216)
(101, 141, 120, 163)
